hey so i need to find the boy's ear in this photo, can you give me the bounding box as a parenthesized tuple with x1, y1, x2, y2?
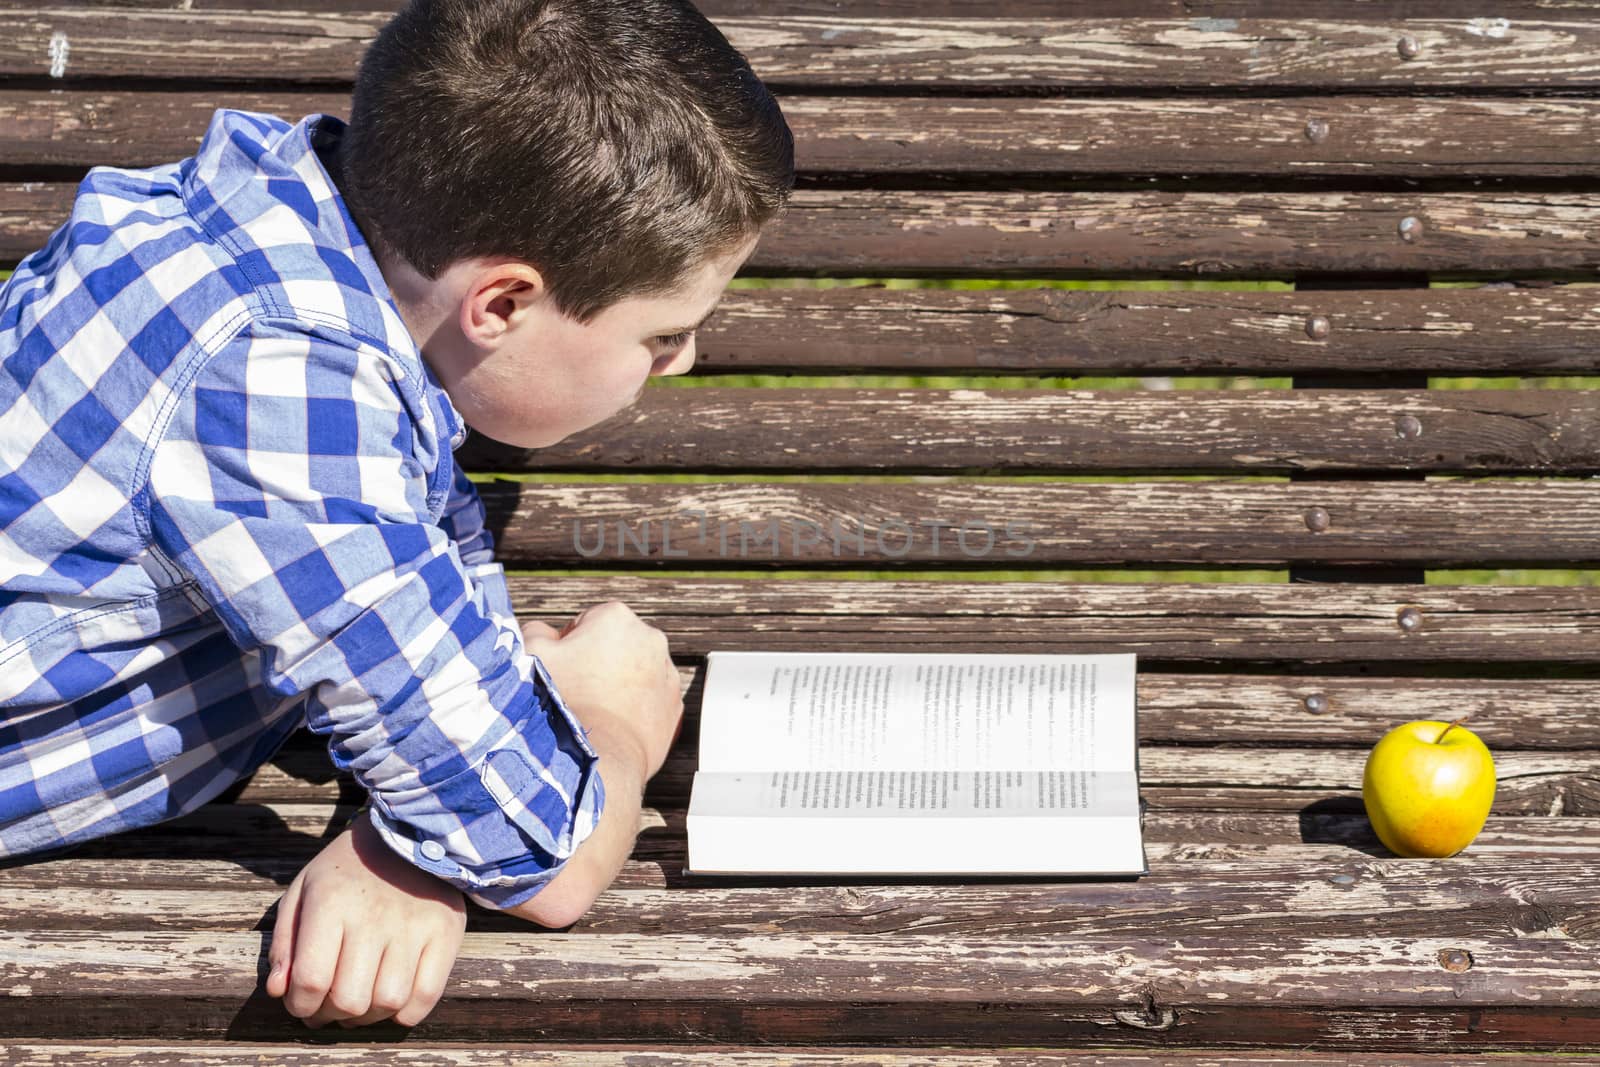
(459, 261, 546, 349)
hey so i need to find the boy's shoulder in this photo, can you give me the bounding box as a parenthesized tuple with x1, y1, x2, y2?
(0, 107, 451, 603)
(51, 107, 413, 363)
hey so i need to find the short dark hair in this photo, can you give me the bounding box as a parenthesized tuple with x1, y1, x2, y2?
(339, 0, 794, 322)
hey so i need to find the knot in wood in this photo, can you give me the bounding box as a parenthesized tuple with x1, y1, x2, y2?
(1113, 998, 1179, 1031)
(1439, 948, 1474, 972)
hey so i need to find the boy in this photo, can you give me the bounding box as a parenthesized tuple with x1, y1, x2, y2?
(0, 0, 792, 1032)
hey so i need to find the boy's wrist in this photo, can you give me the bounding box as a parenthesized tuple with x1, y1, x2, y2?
(572, 709, 651, 787)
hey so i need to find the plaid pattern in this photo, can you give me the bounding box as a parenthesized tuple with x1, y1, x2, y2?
(0, 109, 603, 910)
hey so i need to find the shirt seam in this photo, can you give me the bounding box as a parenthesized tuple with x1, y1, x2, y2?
(0, 585, 200, 672)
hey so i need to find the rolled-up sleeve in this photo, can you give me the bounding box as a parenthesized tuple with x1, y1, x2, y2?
(144, 320, 603, 910)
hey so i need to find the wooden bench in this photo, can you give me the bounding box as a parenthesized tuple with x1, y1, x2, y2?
(1, 1, 1597, 1062)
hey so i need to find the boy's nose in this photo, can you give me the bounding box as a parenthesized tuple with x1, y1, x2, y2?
(652, 338, 697, 376)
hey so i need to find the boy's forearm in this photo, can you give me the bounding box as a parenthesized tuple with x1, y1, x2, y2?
(502, 711, 647, 928)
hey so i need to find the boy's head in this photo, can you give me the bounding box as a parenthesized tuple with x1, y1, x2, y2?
(335, 0, 794, 447)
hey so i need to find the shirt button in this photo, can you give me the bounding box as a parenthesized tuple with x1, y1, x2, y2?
(420, 840, 446, 861)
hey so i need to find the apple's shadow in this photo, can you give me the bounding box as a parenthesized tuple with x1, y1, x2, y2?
(1297, 797, 1397, 858)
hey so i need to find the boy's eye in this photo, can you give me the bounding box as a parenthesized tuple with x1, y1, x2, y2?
(654, 330, 693, 350)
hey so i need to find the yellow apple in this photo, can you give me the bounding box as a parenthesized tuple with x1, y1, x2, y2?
(1361, 717, 1496, 858)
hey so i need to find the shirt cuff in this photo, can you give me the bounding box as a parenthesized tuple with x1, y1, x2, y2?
(363, 655, 605, 910)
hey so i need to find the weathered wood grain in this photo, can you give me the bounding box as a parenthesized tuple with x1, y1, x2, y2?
(0, 843, 1588, 940)
(17, 0, 1600, 17)
(8, 91, 1600, 182)
(475, 480, 1600, 568)
(0, 929, 1594, 1047)
(9, 185, 1600, 278)
(7, 14, 1600, 91)
(486, 276, 1600, 377)
(453, 387, 1600, 474)
(5, 1046, 1582, 1067)
(2, 1047, 1590, 1067)
(224, 743, 1599, 814)
(694, 286, 1600, 376)
(9, 1048, 1591, 1067)
(493, 575, 1600, 665)
(3, 810, 1590, 888)
(749, 190, 1600, 280)
(255, 669, 1600, 751)
(8, 185, 1600, 285)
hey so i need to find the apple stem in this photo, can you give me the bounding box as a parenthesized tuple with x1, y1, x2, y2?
(1435, 715, 1470, 744)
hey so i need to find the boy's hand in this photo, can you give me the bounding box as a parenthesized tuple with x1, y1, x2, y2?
(266, 813, 467, 1029)
(521, 600, 684, 777)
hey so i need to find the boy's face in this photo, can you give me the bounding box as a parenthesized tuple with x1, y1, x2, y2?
(398, 233, 760, 449)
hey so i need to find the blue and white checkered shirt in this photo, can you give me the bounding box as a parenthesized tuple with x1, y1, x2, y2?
(0, 108, 604, 910)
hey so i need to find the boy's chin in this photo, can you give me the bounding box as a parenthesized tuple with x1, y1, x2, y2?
(476, 425, 573, 451)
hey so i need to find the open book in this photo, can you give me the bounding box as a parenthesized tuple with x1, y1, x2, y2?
(685, 651, 1147, 877)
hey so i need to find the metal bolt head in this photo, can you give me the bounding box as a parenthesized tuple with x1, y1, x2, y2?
(1395, 414, 1423, 439)
(1398, 215, 1423, 242)
(1397, 606, 1424, 632)
(1398, 35, 1422, 59)
(1305, 315, 1331, 340)
(1329, 873, 1357, 886)
(1305, 118, 1330, 143)
(1304, 507, 1331, 533)
(1303, 692, 1328, 714)
(1439, 948, 1474, 972)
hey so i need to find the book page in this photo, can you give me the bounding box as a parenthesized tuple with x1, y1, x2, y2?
(697, 651, 1136, 775)
(690, 769, 1136, 817)
(686, 766, 1145, 875)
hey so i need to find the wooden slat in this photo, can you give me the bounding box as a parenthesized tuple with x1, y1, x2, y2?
(4, 810, 1590, 889)
(0, 929, 1594, 1047)
(452, 388, 1600, 474)
(693, 285, 1600, 374)
(226, 745, 1600, 814)
(749, 190, 1600, 280)
(9, 186, 1600, 278)
(17, 0, 1600, 17)
(7, 14, 1600, 92)
(8, 91, 1600, 182)
(496, 576, 1600, 664)
(264, 670, 1600, 752)
(0, 1048, 1584, 1067)
(476, 480, 1600, 568)
(695, 286, 1600, 377)
(785, 97, 1600, 180)
(0, 843, 1589, 939)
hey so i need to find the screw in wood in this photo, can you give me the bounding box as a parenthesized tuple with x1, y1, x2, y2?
(1304, 118, 1330, 143)
(1397, 35, 1422, 59)
(1304, 507, 1331, 533)
(1328, 873, 1357, 886)
(1397, 606, 1424, 632)
(1394, 414, 1423, 439)
(1439, 948, 1474, 972)
(1398, 215, 1423, 242)
(1303, 692, 1328, 713)
(1304, 315, 1331, 340)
